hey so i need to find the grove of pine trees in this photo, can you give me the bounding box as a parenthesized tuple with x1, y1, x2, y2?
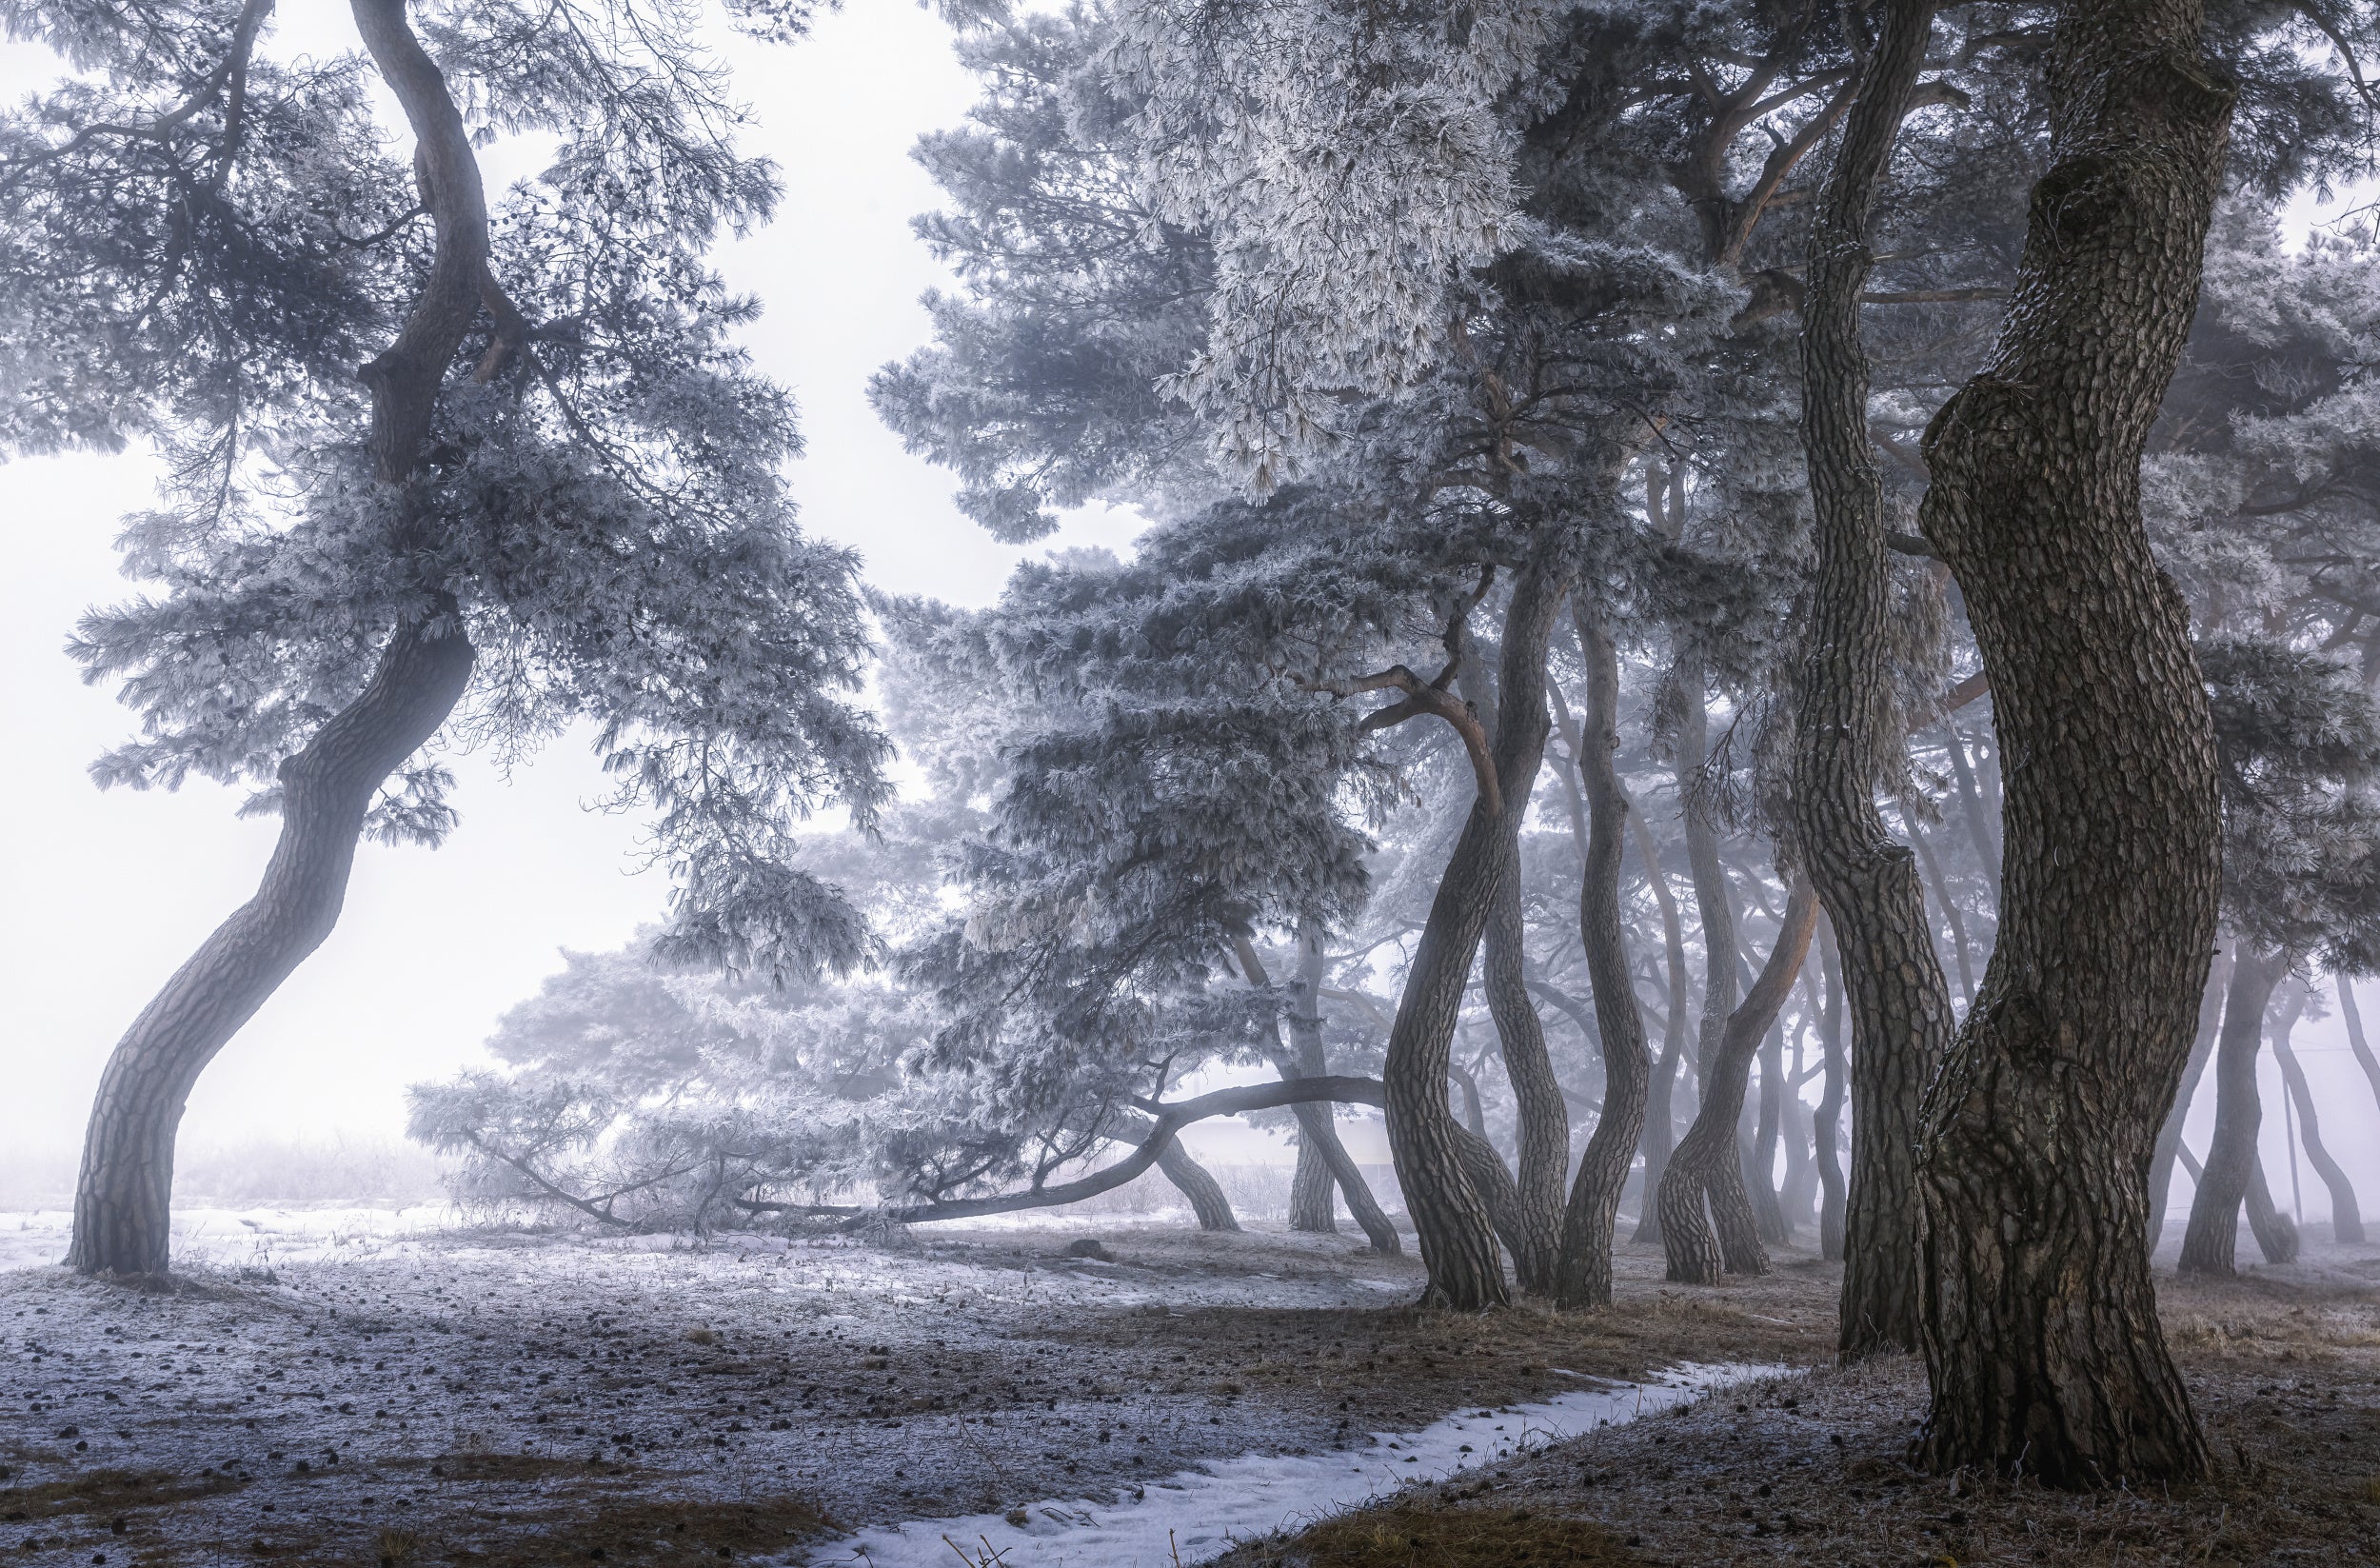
(11, 0, 2380, 1499)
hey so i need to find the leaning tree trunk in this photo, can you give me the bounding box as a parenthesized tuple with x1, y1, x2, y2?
(1660, 879, 1820, 1284)
(1789, 0, 1955, 1361)
(2272, 1007, 2358, 1242)
(1815, 918, 1849, 1260)
(2244, 1160, 2300, 1264)
(2339, 975, 2380, 1120)
(69, 0, 492, 1280)
(2179, 947, 2286, 1276)
(1378, 553, 1572, 1309)
(1630, 812, 1692, 1244)
(1551, 590, 1653, 1309)
(1236, 934, 1401, 1254)
(2148, 941, 2232, 1247)
(1135, 1122, 1240, 1233)
(1910, 0, 2234, 1484)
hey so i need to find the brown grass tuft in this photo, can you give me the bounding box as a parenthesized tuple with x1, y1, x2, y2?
(1227, 1504, 1647, 1566)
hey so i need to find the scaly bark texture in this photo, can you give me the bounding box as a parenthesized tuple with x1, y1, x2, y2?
(2271, 990, 2361, 1243)
(2148, 942, 2231, 1247)
(1790, 0, 1953, 1360)
(1285, 932, 1341, 1235)
(1155, 1139, 1240, 1233)
(2179, 947, 2284, 1276)
(1815, 919, 1849, 1260)
(69, 0, 489, 1279)
(1659, 880, 1819, 1284)
(1379, 554, 1571, 1309)
(1552, 591, 1653, 1309)
(1910, 0, 2233, 1485)
(1484, 875, 1568, 1293)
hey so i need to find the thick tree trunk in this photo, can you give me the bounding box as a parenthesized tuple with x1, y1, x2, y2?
(1911, 0, 2234, 1484)
(2272, 1010, 2358, 1242)
(2148, 943, 2232, 1248)
(1450, 1123, 1529, 1270)
(1659, 880, 1819, 1284)
(1630, 812, 1692, 1245)
(1378, 554, 1570, 1309)
(2179, 948, 2285, 1276)
(1790, 0, 1955, 1361)
(69, 0, 493, 1280)
(1815, 919, 1849, 1260)
(1285, 933, 1339, 1234)
(1236, 934, 1401, 1254)
(2244, 1161, 2300, 1264)
(2339, 976, 2380, 1119)
(1552, 591, 1653, 1308)
(1288, 1141, 1335, 1231)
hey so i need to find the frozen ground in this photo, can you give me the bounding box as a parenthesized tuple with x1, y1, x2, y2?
(0, 1209, 1829, 1565)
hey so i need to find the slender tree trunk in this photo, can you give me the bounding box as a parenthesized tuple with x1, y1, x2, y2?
(1236, 934, 1400, 1254)
(2180, 948, 2286, 1276)
(1285, 931, 1339, 1234)
(1944, 720, 2003, 910)
(2338, 976, 2380, 1119)
(1449, 1062, 1489, 1142)
(1912, 825, 1975, 1007)
(1552, 591, 1653, 1308)
(2271, 1013, 2356, 1241)
(1815, 917, 1849, 1261)
(1451, 1123, 1529, 1270)
(1153, 1136, 1240, 1231)
(1908, 0, 2232, 1485)
(1790, 0, 1954, 1360)
(1378, 554, 1571, 1309)
(1751, 1022, 1791, 1243)
(1659, 879, 1819, 1283)
(69, 0, 492, 1280)
(1630, 812, 1692, 1245)
(2244, 1160, 2300, 1264)
(2149, 942, 2232, 1247)
(1781, 1092, 1817, 1240)
(1483, 877, 1566, 1293)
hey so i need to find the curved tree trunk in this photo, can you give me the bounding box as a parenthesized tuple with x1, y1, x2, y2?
(69, 0, 492, 1280)
(1450, 1122, 1530, 1270)
(2244, 1160, 2301, 1265)
(1285, 932, 1340, 1234)
(2179, 948, 2286, 1276)
(1815, 918, 1849, 1260)
(1235, 934, 1401, 1254)
(1912, 825, 1976, 1008)
(1155, 1137, 1240, 1233)
(1659, 880, 1819, 1284)
(1911, 0, 2234, 1484)
(2148, 942, 2231, 1249)
(1378, 553, 1571, 1309)
(1552, 590, 1652, 1308)
(1790, 0, 1956, 1362)
(1630, 811, 1692, 1245)
(2338, 976, 2380, 1120)
(1483, 878, 1566, 1293)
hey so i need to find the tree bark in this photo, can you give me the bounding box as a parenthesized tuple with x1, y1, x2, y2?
(1908, 0, 2235, 1485)
(1815, 917, 1849, 1260)
(2148, 941, 2232, 1248)
(1483, 876, 1567, 1293)
(2179, 947, 2286, 1276)
(2272, 995, 2361, 1243)
(68, 0, 491, 1280)
(1659, 879, 1819, 1284)
(1140, 1124, 1240, 1232)
(1378, 553, 1571, 1309)
(1912, 824, 1976, 1007)
(1551, 590, 1653, 1308)
(1790, 0, 1955, 1361)
(1944, 719, 2003, 910)
(1284, 932, 1339, 1235)
(2244, 1160, 2300, 1265)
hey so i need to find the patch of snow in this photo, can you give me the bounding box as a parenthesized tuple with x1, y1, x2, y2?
(799, 1361, 1781, 1567)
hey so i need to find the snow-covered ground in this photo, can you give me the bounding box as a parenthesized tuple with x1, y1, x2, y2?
(808, 1363, 1773, 1567)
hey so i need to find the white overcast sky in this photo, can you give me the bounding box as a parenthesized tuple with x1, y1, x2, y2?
(2, 7, 2371, 1216)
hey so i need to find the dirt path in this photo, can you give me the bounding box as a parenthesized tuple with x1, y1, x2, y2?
(0, 1221, 1832, 1565)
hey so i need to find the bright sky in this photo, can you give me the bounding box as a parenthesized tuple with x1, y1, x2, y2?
(0, 2, 1146, 1168)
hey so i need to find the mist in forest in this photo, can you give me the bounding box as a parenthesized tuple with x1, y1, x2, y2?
(4, 2, 2380, 1565)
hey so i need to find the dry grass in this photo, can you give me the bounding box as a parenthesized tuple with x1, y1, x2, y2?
(1213, 1261, 2380, 1568)
(1233, 1504, 1646, 1566)
(0, 1466, 246, 1520)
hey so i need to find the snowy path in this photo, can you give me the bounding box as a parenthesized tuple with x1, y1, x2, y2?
(804, 1363, 1775, 1567)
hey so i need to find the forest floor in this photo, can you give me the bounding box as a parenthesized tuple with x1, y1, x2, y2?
(0, 1209, 2370, 1566)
